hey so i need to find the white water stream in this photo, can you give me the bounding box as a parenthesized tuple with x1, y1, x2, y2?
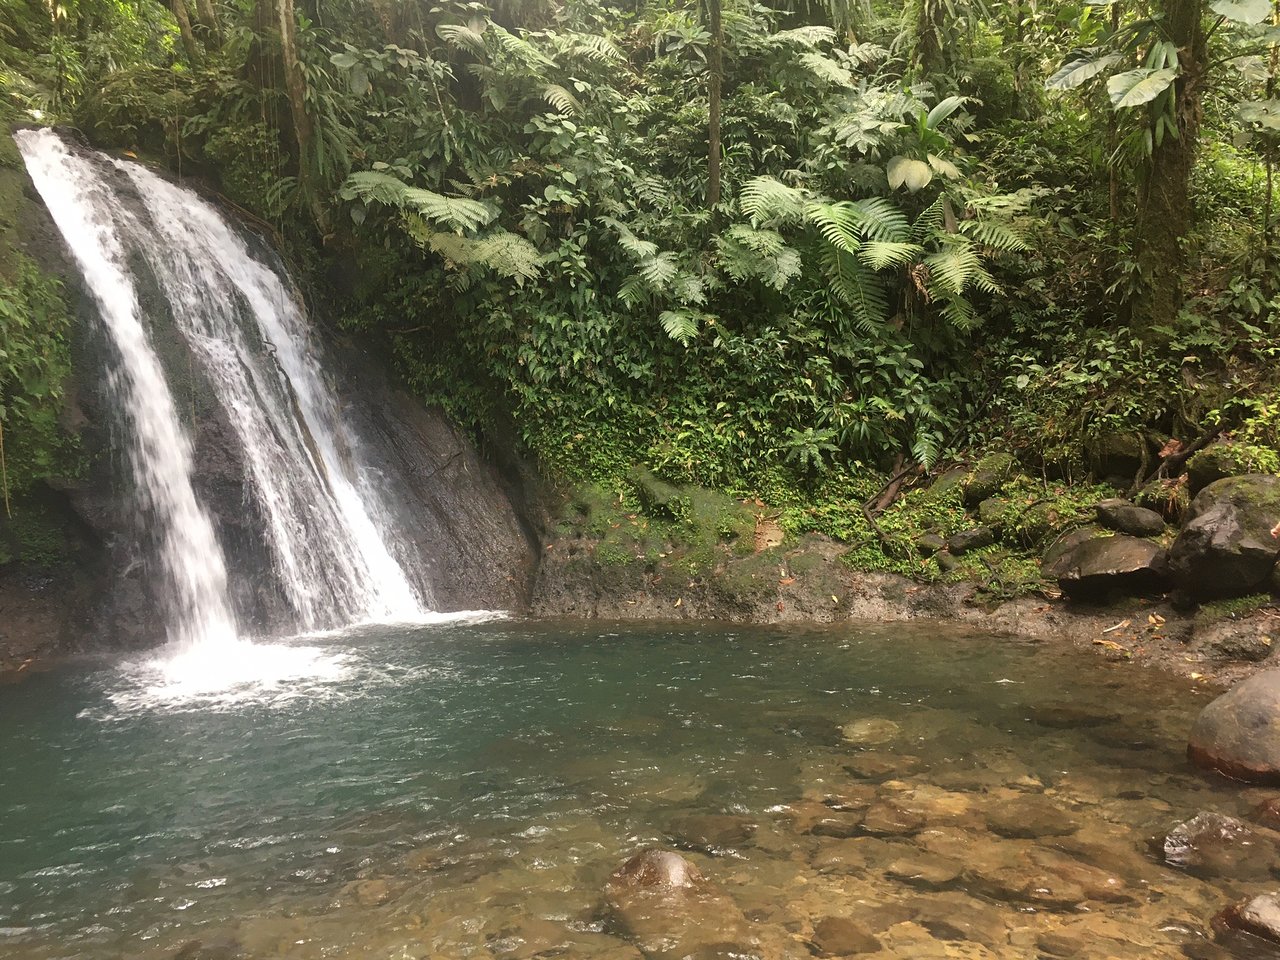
(15, 129, 432, 664)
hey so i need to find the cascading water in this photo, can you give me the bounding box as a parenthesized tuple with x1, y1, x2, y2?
(15, 128, 433, 660)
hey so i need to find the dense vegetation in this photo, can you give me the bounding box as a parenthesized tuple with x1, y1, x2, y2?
(5, 0, 1280, 576)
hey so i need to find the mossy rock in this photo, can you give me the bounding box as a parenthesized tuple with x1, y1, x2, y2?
(629, 467, 691, 521)
(962, 453, 1017, 506)
(1086, 430, 1147, 483)
(1187, 442, 1280, 496)
(922, 466, 968, 501)
(977, 496, 1010, 530)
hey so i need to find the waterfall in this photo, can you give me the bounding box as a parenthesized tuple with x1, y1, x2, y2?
(15, 129, 431, 647)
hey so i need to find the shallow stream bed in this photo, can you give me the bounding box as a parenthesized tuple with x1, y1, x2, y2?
(0, 620, 1272, 959)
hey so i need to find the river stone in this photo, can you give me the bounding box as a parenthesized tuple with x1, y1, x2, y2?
(1095, 498, 1165, 537)
(1168, 475, 1280, 599)
(916, 532, 947, 556)
(1196, 618, 1276, 663)
(1188, 442, 1255, 495)
(844, 751, 923, 780)
(1162, 811, 1277, 879)
(1086, 430, 1146, 483)
(840, 718, 901, 744)
(810, 916, 882, 956)
(1189, 670, 1280, 784)
(173, 938, 243, 960)
(861, 799, 926, 836)
(603, 849, 755, 960)
(983, 794, 1079, 839)
(947, 526, 996, 555)
(1215, 893, 1280, 945)
(1041, 531, 1168, 599)
(884, 850, 964, 887)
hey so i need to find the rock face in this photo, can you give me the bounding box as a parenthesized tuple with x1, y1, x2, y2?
(1041, 531, 1168, 599)
(1095, 498, 1165, 538)
(1189, 670, 1280, 784)
(1168, 475, 1280, 599)
(603, 850, 759, 960)
(962, 453, 1016, 507)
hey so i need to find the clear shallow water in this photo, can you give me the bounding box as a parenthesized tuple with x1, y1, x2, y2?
(0, 620, 1268, 959)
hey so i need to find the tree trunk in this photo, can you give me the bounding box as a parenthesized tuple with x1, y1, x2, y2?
(1133, 0, 1206, 331)
(707, 0, 722, 209)
(273, 0, 328, 230)
(914, 0, 946, 73)
(170, 0, 203, 65)
(193, 0, 222, 46)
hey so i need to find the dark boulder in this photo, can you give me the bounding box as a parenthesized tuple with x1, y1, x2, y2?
(1095, 498, 1165, 538)
(947, 526, 996, 555)
(1041, 532, 1168, 600)
(1188, 442, 1257, 495)
(1167, 475, 1280, 599)
(1086, 431, 1147, 484)
(664, 814, 756, 854)
(1189, 670, 1280, 784)
(810, 916, 882, 956)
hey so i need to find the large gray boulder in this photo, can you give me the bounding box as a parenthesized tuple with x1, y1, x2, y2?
(1041, 531, 1168, 599)
(1167, 475, 1280, 599)
(1095, 498, 1166, 538)
(1188, 669, 1280, 783)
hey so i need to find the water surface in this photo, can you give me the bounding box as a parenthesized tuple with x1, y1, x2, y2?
(0, 620, 1264, 958)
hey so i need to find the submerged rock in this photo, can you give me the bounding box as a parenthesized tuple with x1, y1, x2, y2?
(173, 939, 243, 960)
(1162, 811, 1277, 879)
(1189, 671, 1280, 784)
(1168, 475, 1280, 599)
(840, 718, 901, 744)
(1215, 893, 1280, 945)
(664, 814, 756, 853)
(1041, 532, 1168, 599)
(603, 849, 757, 960)
(810, 916, 882, 956)
(1095, 498, 1165, 538)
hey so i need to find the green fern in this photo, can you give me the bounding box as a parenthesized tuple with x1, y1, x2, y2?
(739, 176, 808, 227)
(542, 83, 582, 115)
(659, 309, 703, 345)
(820, 246, 888, 331)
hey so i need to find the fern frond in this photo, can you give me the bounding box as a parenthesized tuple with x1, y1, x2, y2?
(617, 274, 649, 306)
(341, 170, 410, 205)
(820, 247, 887, 331)
(715, 226, 802, 290)
(436, 21, 487, 57)
(565, 31, 623, 61)
(912, 430, 942, 471)
(858, 240, 922, 270)
(542, 83, 582, 115)
(939, 296, 981, 331)
(739, 176, 808, 227)
(798, 52, 852, 86)
(602, 218, 659, 260)
(639, 251, 679, 288)
(804, 201, 862, 254)
(852, 197, 910, 242)
(401, 187, 494, 232)
(923, 246, 983, 296)
(911, 197, 945, 242)
(491, 24, 556, 68)
(659, 309, 702, 346)
(962, 218, 1028, 252)
(673, 273, 707, 305)
(770, 25, 837, 48)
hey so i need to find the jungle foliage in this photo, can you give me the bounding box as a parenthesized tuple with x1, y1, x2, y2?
(4, 0, 1280, 512)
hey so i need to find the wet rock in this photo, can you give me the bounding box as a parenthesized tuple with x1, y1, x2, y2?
(665, 814, 756, 854)
(983, 795, 1079, 839)
(345, 877, 391, 907)
(776, 714, 845, 746)
(914, 892, 1009, 948)
(1041, 531, 1168, 600)
(1256, 797, 1280, 829)
(1215, 893, 1280, 945)
(971, 847, 1129, 907)
(1189, 671, 1280, 784)
(1168, 475, 1280, 599)
(819, 784, 878, 812)
(487, 917, 573, 959)
(1095, 498, 1165, 538)
(963, 453, 1016, 507)
(401, 845, 442, 871)
(1086, 431, 1146, 484)
(947, 526, 996, 555)
(1161, 811, 1278, 879)
(810, 916, 882, 956)
(840, 717, 901, 745)
(604, 849, 756, 960)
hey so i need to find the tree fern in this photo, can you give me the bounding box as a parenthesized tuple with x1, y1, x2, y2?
(851, 198, 910, 242)
(715, 226, 802, 290)
(859, 240, 921, 270)
(804, 201, 863, 254)
(436, 21, 487, 57)
(542, 83, 581, 115)
(602, 218, 659, 260)
(401, 187, 494, 232)
(798, 53, 852, 86)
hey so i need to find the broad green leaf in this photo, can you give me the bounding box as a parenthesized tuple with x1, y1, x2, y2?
(1107, 67, 1177, 110)
(1210, 0, 1271, 24)
(887, 156, 933, 192)
(925, 96, 967, 130)
(927, 153, 961, 180)
(1240, 99, 1280, 130)
(1045, 52, 1122, 91)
